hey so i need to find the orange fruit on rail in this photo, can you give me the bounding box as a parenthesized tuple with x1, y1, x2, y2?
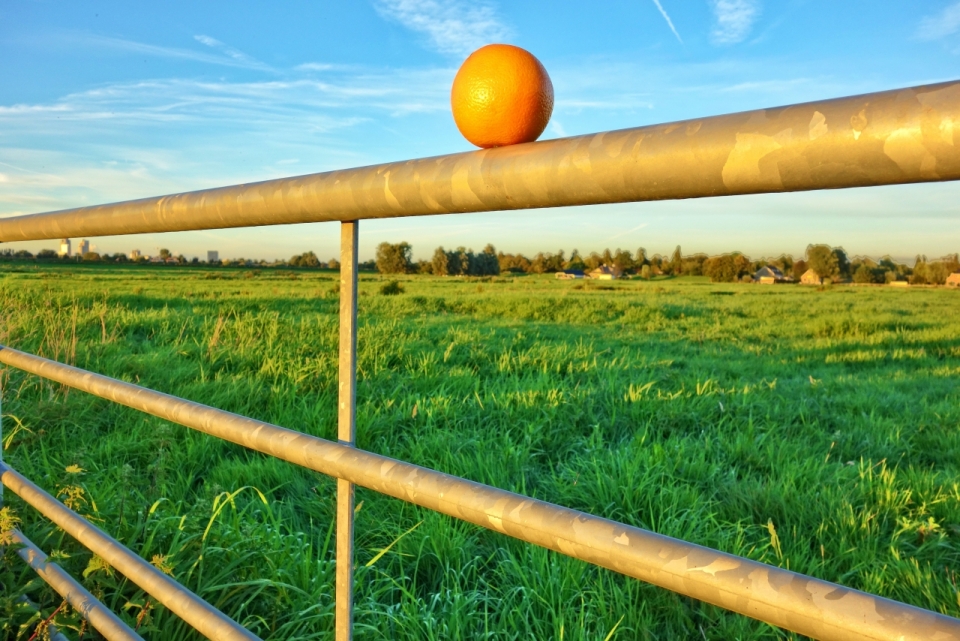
(451, 44, 554, 149)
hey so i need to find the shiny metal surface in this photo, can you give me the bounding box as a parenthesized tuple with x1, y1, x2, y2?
(10, 529, 143, 641)
(336, 221, 358, 641)
(0, 460, 261, 641)
(0, 81, 957, 242)
(2, 344, 957, 641)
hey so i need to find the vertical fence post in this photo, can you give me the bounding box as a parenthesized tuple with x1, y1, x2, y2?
(336, 221, 359, 641)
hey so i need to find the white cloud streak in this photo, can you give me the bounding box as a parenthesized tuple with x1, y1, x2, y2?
(710, 0, 760, 45)
(917, 2, 960, 41)
(650, 0, 683, 43)
(193, 34, 275, 72)
(374, 0, 511, 57)
(70, 34, 275, 72)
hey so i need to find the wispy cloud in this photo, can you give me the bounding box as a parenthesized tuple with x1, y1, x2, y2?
(650, 0, 683, 44)
(607, 222, 649, 241)
(193, 34, 274, 72)
(68, 34, 274, 71)
(374, 0, 512, 57)
(917, 2, 960, 41)
(710, 0, 760, 45)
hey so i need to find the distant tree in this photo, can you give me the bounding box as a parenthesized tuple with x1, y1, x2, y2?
(584, 252, 603, 270)
(37, 249, 57, 260)
(328, 258, 340, 270)
(376, 242, 413, 274)
(432, 246, 451, 276)
(475, 244, 500, 275)
(159, 248, 171, 260)
(669, 246, 683, 275)
(634, 247, 648, 267)
(640, 264, 652, 280)
(806, 245, 840, 279)
(853, 264, 874, 284)
(566, 249, 586, 271)
(82, 252, 101, 261)
(834, 247, 850, 278)
(613, 248, 635, 273)
(417, 259, 433, 274)
(529, 253, 548, 274)
(290, 251, 320, 268)
(704, 253, 751, 282)
(792, 259, 808, 280)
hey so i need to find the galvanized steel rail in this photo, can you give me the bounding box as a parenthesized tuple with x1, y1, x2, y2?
(9, 528, 144, 641)
(0, 80, 957, 243)
(0, 460, 260, 641)
(1, 345, 959, 641)
(2, 79, 960, 640)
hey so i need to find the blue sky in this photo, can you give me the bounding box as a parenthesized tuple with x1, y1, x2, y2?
(2, 0, 959, 262)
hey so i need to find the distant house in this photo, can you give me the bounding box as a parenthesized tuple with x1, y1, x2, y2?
(555, 270, 585, 280)
(946, 272, 960, 288)
(588, 265, 622, 280)
(754, 265, 786, 284)
(800, 269, 822, 285)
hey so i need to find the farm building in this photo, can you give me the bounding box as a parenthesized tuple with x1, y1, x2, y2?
(947, 272, 960, 288)
(800, 269, 823, 285)
(754, 265, 787, 284)
(588, 265, 622, 280)
(555, 269, 585, 279)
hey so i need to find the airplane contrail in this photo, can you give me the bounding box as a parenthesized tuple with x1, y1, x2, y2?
(650, 0, 683, 43)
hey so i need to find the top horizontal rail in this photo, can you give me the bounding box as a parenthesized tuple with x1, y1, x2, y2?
(0, 80, 958, 243)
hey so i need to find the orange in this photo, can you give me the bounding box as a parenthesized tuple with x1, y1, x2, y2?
(451, 44, 554, 149)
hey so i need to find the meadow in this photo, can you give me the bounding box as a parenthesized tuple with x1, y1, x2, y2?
(0, 263, 958, 640)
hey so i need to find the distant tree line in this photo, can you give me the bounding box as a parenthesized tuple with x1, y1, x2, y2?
(368, 242, 960, 285)
(4, 243, 959, 285)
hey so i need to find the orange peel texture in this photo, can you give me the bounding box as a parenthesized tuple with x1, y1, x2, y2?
(451, 44, 554, 149)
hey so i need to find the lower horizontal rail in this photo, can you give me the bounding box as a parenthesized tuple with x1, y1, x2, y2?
(10, 529, 143, 641)
(0, 461, 260, 641)
(16, 595, 70, 641)
(2, 344, 959, 641)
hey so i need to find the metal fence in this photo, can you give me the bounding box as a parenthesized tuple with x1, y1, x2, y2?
(1, 80, 959, 641)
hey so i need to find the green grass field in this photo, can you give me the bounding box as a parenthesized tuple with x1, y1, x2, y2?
(1, 263, 959, 640)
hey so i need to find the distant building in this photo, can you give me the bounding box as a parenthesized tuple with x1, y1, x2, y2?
(754, 265, 787, 284)
(207, 250, 219, 263)
(130, 249, 142, 260)
(946, 272, 960, 288)
(59, 239, 71, 257)
(77, 239, 90, 256)
(800, 269, 822, 285)
(555, 270, 585, 279)
(889, 281, 910, 288)
(588, 265, 622, 280)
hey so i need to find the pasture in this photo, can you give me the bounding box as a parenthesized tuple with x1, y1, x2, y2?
(1, 263, 958, 639)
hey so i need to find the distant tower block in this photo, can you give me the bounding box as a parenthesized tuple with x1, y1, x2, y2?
(77, 239, 90, 256)
(59, 239, 71, 256)
(207, 250, 219, 263)
(130, 249, 141, 260)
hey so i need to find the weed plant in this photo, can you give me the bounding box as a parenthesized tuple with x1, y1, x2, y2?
(0, 264, 958, 639)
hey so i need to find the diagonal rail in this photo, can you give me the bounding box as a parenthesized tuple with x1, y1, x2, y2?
(9, 529, 143, 641)
(0, 460, 260, 641)
(0, 81, 957, 242)
(1, 344, 958, 641)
